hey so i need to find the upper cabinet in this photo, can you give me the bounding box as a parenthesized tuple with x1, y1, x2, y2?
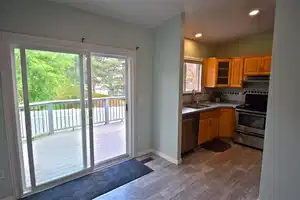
(244, 57, 262, 75)
(203, 58, 218, 88)
(203, 58, 231, 88)
(244, 56, 271, 76)
(230, 58, 244, 87)
(216, 59, 231, 87)
(261, 56, 272, 74)
(204, 55, 271, 88)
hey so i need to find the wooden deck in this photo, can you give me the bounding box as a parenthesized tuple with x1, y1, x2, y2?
(22, 122, 126, 187)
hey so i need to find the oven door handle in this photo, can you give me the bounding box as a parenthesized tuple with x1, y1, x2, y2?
(236, 111, 266, 118)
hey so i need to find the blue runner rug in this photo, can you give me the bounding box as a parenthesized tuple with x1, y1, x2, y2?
(22, 159, 153, 200)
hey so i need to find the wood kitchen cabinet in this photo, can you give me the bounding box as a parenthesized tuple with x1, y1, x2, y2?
(198, 119, 209, 145)
(204, 55, 271, 88)
(261, 56, 272, 74)
(244, 57, 262, 75)
(198, 108, 235, 145)
(203, 58, 218, 88)
(230, 58, 244, 87)
(244, 56, 271, 76)
(218, 108, 235, 138)
(216, 59, 231, 87)
(210, 117, 220, 139)
(203, 58, 231, 88)
(198, 110, 219, 145)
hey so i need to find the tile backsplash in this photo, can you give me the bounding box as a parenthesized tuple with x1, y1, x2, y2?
(182, 82, 269, 104)
(182, 88, 211, 104)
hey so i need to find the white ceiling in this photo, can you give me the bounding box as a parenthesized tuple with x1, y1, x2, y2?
(184, 0, 275, 42)
(49, 0, 275, 42)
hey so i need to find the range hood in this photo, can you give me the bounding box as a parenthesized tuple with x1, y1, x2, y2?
(243, 76, 270, 84)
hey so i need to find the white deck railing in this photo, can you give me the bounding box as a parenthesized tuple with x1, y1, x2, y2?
(19, 96, 126, 139)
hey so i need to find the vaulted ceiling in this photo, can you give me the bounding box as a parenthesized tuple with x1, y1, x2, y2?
(49, 0, 275, 42)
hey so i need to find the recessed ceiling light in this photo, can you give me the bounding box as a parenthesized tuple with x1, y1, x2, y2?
(249, 9, 260, 16)
(195, 33, 202, 38)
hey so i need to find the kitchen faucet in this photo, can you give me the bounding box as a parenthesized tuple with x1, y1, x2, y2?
(192, 90, 199, 104)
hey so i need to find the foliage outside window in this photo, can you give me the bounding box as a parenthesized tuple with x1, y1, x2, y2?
(14, 49, 125, 104)
(183, 62, 202, 93)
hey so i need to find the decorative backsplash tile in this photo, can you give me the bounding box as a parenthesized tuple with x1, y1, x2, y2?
(243, 88, 268, 95)
(182, 83, 269, 104)
(182, 88, 211, 104)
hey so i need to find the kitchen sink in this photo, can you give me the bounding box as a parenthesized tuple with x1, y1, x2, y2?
(185, 104, 210, 109)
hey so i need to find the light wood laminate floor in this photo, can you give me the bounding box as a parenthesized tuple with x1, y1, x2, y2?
(95, 143, 262, 200)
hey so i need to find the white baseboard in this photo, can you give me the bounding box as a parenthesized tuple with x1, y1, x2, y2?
(1, 196, 15, 200)
(136, 149, 154, 157)
(152, 150, 182, 165)
(136, 149, 182, 165)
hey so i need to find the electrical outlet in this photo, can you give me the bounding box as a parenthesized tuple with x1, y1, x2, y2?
(0, 170, 4, 179)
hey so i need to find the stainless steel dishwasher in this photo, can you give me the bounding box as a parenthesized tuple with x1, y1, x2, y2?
(181, 112, 199, 154)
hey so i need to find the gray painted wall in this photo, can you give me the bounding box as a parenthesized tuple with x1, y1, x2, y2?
(0, 0, 154, 197)
(259, 0, 300, 199)
(152, 15, 183, 160)
(215, 30, 273, 57)
(184, 39, 216, 59)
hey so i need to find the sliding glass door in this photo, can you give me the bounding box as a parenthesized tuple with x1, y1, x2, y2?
(90, 54, 127, 166)
(12, 46, 130, 195)
(14, 47, 89, 192)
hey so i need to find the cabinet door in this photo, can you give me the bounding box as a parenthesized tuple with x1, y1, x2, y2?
(203, 58, 217, 88)
(219, 108, 235, 137)
(198, 119, 209, 145)
(230, 58, 244, 87)
(210, 117, 219, 139)
(260, 56, 272, 74)
(244, 57, 262, 75)
(216, 59, 231, 87)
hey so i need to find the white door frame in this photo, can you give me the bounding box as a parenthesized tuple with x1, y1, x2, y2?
(0, 31, 136, 199)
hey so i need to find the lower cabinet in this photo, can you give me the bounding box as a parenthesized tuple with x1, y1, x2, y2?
(198, 108, 235, 145)
(210, 117, 220, 139)
(197, 110, 219, 145)
(198, 119, 209, 145)
(219, 108, 235, 137)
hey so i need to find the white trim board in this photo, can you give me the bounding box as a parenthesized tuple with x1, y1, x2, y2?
(152, 150, 182, 165)
(136, 149, 154, 157)
(136, 149, 182, 165)
(1, 196, 15, 200)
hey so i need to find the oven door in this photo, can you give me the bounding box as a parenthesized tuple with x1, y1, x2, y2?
(236, 110, 266, 136)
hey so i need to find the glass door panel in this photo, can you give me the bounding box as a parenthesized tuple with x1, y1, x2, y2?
(14, 48, 89, 191)
(90, 55, 127, 165)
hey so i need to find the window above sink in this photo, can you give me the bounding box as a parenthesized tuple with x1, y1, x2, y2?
(183, 59, 202, 94)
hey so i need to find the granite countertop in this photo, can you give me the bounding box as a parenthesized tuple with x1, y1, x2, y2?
(182, 102, 241, 115)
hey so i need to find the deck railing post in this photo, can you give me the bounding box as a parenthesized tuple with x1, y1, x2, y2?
(104, 98, 109, 124)
(47, 103, 54, 134)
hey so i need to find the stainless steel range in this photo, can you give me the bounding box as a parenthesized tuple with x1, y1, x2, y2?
(233, 94, 268, 150)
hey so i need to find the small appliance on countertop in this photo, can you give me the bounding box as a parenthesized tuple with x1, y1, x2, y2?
(233, 93, 268, 150)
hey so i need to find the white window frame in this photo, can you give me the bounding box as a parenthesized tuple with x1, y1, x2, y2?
(183, 59, 203, 94)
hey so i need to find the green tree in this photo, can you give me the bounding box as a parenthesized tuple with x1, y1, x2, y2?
(14, 49, 125, 104)
(15, 49, 79, 103)
(91, 57, 125, 96)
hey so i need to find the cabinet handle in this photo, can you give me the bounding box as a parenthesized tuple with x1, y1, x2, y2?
(260, 64, 263, 72)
